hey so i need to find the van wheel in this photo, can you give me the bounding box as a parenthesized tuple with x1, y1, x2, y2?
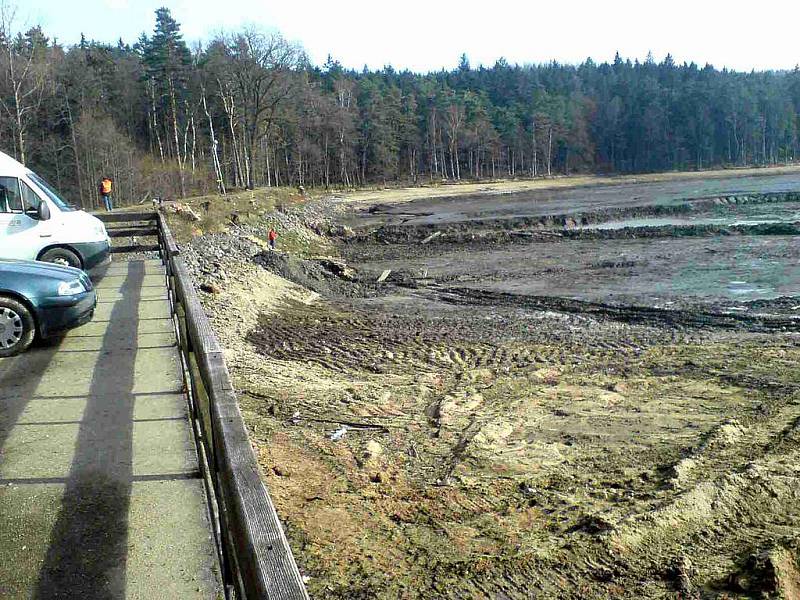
(0, 297, 35, 358)
(40, 247, 82, 269)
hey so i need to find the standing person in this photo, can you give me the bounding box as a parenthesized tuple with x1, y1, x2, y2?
(268, 228, 278, 250)
(99, 176, 113, 211)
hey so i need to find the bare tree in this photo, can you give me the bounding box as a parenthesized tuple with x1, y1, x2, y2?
(223, 28, 302, 189)
(201, 87, 225, 193)
(444, 98, 464, 180)
(333, 77, 356, 187)
(0, 2, 47, 164)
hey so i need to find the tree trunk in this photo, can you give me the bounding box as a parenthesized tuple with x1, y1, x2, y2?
(431, 109, 438, 177)
(168, 77, 186, 197)
(64, 94, 85, 207)
(323, 131, 330, 189)
(219, 82, 243, 187)
(149, 81, 165, 163)
(264, 140, 272, 187)
(202, 91, 225, 194)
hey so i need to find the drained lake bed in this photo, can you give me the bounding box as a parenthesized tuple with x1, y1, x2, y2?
(228, 171, 800, 599)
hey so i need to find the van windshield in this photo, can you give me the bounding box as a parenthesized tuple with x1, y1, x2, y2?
(27, 172, 75, 212)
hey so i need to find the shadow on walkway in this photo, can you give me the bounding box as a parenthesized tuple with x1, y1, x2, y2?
(34, 262, 144, 599)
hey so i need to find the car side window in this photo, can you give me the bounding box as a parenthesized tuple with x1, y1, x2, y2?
(0, 177, 22, 213)
(19, 180, 41, 213)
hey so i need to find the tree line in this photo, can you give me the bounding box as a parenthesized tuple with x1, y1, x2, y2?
(2, 5, 800, 208)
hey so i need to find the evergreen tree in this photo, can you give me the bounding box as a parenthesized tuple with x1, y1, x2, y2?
(141, 8, 192, 194)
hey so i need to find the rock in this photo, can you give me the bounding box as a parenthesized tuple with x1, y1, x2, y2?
(318, 258, 356, 280)
(358, 440, 385, 474)
(331, 224, 355, 238)
(200, 282, 221, 294)
(172, 202, 201, 221)
(272, 465, 290, 477)
(729, 544, 800, 596)
(364, 440, 383, 461)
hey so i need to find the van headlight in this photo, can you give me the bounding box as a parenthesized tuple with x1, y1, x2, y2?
(58, 279, 86, 296)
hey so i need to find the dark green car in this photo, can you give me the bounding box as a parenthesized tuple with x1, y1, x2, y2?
(0, 259, 97, 357)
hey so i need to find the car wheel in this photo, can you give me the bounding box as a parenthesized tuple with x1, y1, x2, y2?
(0, 297, 36, 358)
(40, 247, 82, 269)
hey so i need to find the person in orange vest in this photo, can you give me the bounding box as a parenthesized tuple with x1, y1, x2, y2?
(99, 176, 113, 211)
(268, 228, 278, 250)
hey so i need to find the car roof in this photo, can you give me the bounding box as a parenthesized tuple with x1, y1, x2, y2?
(0, 150, 28, 177)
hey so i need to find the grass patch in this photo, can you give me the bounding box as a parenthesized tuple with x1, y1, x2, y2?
(153, 187, 314, 244)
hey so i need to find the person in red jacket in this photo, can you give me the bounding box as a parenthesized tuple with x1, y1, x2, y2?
(268, 228, 278, 250)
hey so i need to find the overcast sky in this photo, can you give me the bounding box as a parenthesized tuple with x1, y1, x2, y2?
(20, 0, 800, 72)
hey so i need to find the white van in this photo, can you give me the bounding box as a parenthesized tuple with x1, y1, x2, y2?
(0, 151, 110, 270)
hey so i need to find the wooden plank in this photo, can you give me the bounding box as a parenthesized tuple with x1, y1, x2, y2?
(108, 227, 159, 238)
(171, 259, 226, 366)
(211, 389, 309, 600)
(109, 244, 160, 254)
(421, 231, 442, 244)
(158, 212, 180, 257)
(96, 211, 157, 223)
(187, 352, 217, 471)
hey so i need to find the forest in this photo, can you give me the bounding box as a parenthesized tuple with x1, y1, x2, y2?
(2, 6, 800, 208)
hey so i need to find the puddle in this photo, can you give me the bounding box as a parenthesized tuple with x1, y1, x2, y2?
(727, 284, 772, 297)
(583, 213, 800, 231)
(360, 235, 800, 306)
(573, 200, 800, 231)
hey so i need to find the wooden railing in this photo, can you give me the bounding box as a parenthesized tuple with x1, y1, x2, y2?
(104, 211, 309, 600)
(97, 211, 161, 254)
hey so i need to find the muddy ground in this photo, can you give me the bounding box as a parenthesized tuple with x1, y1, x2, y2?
(196, 172, 800, 599)
(353, 172, 800, 229)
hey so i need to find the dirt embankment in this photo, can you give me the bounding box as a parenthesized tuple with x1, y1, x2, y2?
(185, 183, 800, 599)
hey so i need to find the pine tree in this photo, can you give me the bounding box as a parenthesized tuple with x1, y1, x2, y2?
(142, 8, 191, 195)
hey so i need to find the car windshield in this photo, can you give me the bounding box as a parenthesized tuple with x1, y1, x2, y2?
(27, 172, 75, 212)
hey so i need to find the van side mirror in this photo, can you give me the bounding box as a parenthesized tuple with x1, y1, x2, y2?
(37, 201, 51, 221)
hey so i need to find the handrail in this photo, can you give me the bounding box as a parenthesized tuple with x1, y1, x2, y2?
(96, 211, 159, 223)
(155, 212, 309, 600)
(97, 212, 161, 255)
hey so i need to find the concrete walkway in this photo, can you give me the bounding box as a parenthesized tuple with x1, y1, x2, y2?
(0, 259, 222, 599)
